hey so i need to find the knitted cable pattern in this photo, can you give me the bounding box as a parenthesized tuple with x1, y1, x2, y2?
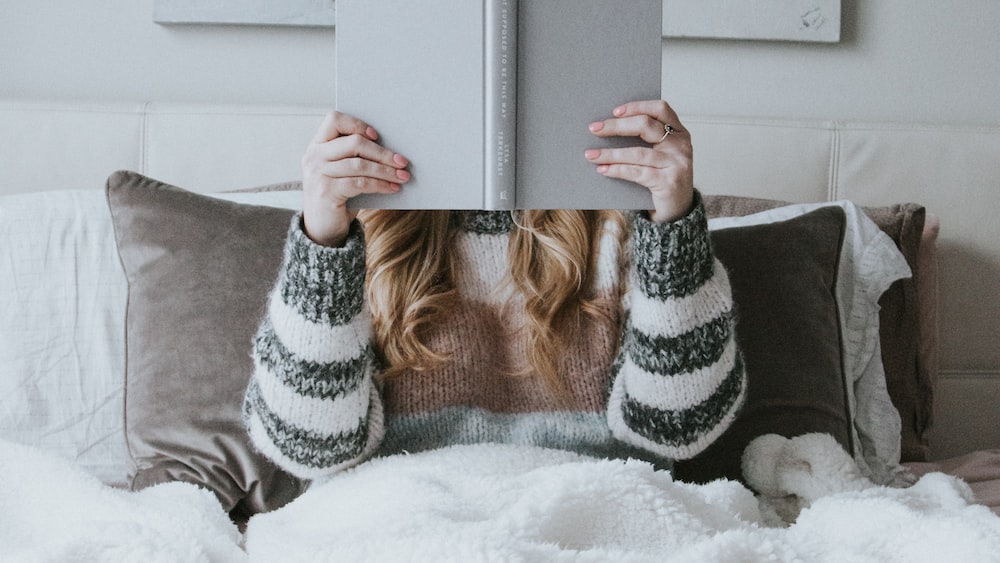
(242, 219, 383, 478)
(607, 201, 746, 459)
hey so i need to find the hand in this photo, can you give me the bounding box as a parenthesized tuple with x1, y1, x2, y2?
(585, 100, 694, 223)
(301, 111, 411, 246)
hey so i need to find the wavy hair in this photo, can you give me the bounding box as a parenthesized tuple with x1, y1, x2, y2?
(358, 209, 626, 394)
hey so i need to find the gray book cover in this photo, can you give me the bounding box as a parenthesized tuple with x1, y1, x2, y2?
(337, 0, 662, 210)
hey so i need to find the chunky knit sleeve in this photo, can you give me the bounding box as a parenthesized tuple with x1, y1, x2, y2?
(607, 194, 746, 460)
(243, 216, 384, 480)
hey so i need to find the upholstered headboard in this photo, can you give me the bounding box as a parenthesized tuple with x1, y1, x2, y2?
(1, 98, 997, 460)
(0, 100, 325, 195)
(689, 116, 1000, 460)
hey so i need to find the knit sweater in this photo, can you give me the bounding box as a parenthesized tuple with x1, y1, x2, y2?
(243, 196, 746, 480)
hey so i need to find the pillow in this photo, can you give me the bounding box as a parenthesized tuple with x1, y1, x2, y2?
(673, 206, 853, 484)
(863, 204, 933, 462)
(106, 171, 307, 516)
(704, 196, 933, 463)
(0, 190, 129, 486)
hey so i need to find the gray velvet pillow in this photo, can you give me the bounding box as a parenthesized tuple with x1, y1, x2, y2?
(673, 206, 851, 484)
(106, 170, 306, 517)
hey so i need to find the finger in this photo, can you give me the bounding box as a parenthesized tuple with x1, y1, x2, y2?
(589, 115, 674, 144)
(594, 163, 662, 188)
(310, 172, 403, 202)
(320, 157, 412, 186)
(584, 146, 662, 167)
(315, 134, 409, 169)
(312, 111, 380, 144)
(613, 100, 684, 131)
(333, 176, 404, 197)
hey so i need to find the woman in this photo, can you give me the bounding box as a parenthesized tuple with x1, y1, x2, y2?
(243, 100, 746, 480)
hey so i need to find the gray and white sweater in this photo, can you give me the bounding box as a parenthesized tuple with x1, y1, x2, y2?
(244, 196, 746, 480)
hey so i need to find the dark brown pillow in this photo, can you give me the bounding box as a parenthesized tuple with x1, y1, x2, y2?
(703, 195, 932, 462)
(673, 206, 851, 483)
(106, 171, 306, 517)
(863, 204, 931, 462)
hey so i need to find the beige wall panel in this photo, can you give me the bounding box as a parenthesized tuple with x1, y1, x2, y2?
(687, 117, 834, 203)
(0, 101, 143, 194)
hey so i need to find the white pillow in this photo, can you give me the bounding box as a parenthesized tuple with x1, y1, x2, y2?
(709, 201, 912, 484)
(0, 188, 303, 487)
(0, 190, 129, 485)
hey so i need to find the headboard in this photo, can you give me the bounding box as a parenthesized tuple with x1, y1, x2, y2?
(2, 98, 998, 459)
(0, 99, 326, 195)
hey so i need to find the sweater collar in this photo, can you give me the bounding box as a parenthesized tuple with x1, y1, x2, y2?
(452, 210, 514, 235)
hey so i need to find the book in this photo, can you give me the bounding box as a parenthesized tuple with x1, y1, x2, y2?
(336, 0, 662, 210)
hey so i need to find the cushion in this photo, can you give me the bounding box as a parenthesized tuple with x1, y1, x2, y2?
(673, 206, 852, 483)
(704, 195, 933, 462)
(864, 204, 932, 462)
(0, 190, 129, 486)
(106, 171, 306, 516)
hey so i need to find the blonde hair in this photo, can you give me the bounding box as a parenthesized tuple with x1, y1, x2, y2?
(358, 209, 626, 394)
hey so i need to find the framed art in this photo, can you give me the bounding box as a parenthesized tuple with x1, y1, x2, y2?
(663, 0, 841, 42)
(153, 0, 839, 44)
(153, 0, 336, 27)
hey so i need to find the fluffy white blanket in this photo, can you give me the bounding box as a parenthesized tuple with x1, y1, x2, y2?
(0, 439, 244, 563)
(3, 438, 1000, 562)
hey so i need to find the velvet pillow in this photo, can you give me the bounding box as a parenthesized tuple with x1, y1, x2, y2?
(673, 206, 851, 483)
(703, 195, 932, 462)
(106, 171, 306, 517)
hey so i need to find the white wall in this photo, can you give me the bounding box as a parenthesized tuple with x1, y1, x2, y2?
(4, 0, 999, 126)
(665, 0, 1000, 126)
(0, 0, 336, 105)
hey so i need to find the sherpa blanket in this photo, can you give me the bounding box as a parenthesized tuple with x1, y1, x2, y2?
(3, 438, 1000, 562)
(0, 439, 244, 563)
(245, 443, 1000, 562)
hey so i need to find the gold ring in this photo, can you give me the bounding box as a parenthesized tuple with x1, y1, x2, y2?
(656, 124, 674, 143)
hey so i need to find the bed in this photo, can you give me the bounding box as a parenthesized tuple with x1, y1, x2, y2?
(1, 99, 999, 561)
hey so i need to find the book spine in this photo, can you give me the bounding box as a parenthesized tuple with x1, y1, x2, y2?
(484, 0, 517, 210)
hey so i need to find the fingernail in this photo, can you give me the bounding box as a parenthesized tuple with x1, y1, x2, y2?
(366, 127, 379, 140)
(613, 106, 626, 117)
(596, 165, 609, 174)
(584, 149, 600, 160)
(393, 153, 408, 166)
(396, 169, 411, 181)
(389, 183, 401, 191)
(589, 121, 604, 133)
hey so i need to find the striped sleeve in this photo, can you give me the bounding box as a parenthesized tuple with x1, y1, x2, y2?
(243, 216, 384, 480)
(607, 195, 746, 460)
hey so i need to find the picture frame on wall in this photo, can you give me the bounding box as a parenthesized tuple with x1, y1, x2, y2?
(154, 0, 840, 44)
(154, 0, 336, 27)
(663, 0, 841, 43)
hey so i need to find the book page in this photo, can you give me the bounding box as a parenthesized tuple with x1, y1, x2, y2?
(338, 0, 486, 209)
(516, 0, 662, 209)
